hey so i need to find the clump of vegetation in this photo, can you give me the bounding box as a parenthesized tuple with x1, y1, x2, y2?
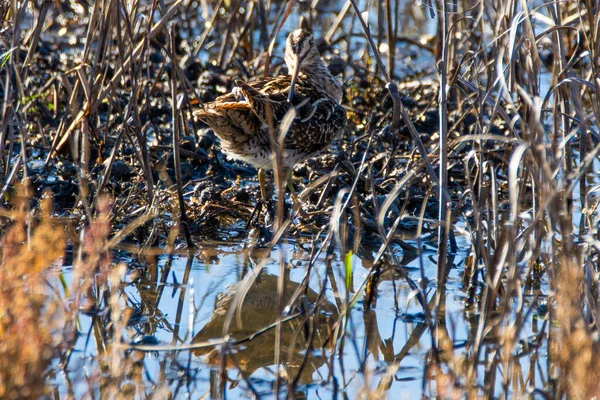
(0, 187, 67, 398)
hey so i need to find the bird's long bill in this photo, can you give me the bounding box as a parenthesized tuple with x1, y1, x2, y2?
(287, 57, 301, 103)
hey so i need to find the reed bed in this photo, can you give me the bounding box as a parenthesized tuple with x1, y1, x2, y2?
(0, 0, 599, 398)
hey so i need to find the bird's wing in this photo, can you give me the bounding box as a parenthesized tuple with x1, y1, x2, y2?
(234, 78, 298, 125)
(283, 98, 347, 150)
(194, 99, 263, 146)
(234, 78, 346, 149)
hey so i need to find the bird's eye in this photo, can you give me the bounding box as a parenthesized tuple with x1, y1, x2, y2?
(309, 39, 314, 46)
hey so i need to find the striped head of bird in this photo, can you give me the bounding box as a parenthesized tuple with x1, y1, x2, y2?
(285, 29, 322, 102)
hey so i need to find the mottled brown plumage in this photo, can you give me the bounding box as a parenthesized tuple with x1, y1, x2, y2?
(194, 29, 346, 171)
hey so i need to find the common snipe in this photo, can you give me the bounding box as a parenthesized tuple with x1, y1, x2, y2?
(195, 28, 346, 200)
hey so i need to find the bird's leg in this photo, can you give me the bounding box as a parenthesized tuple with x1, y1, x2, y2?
(286, 169, 311, 220)
(286, 169, 308, 221)
(245, 169, 267, 232)
(258, 168, 267, 202)
(244, 200, 263, 231)
(286, 169, 299, 204)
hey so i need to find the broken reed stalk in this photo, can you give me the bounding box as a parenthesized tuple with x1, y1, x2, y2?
(436, 0, 450, 291)
(385, 0, 395, 77)
(169, 26, 194, 249)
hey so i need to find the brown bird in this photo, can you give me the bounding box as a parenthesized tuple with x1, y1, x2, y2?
(195, 28, 346, 201)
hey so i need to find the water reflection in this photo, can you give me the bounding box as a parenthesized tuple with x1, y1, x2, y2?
(192, 271, 338, 385)
(57, 235, 549, 398)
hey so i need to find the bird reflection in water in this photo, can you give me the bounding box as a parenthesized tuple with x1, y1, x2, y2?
(192, 271, 338, 387)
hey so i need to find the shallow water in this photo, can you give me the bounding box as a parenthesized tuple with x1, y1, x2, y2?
(53, 227, 550, 398)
